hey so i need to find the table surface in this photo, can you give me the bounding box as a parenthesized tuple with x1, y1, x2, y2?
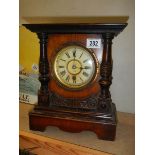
(19, 103, 135, 155)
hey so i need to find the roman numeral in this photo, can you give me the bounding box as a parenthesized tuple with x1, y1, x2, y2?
(84, 66, 91, 69)
(65, 52, 70, 58)
(73, 49, 76, 57)
(79, 52, 83, 59)
(72, 75, 76, 83)
(80, 77, 83, 82)
(60, 59, 66, 62)
(83, 59, 89, 63)
(58, 66, 64, 68)
(65, 75, 70, 82)
(83, 72, 89, 77)
(60, 70, 66, 77)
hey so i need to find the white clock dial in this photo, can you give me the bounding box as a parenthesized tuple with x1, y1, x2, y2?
(53, 45, 97, 89)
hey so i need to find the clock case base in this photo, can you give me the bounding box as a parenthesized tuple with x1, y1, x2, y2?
(29, 103, 117, 141)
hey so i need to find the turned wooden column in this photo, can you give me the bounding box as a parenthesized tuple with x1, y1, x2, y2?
(37, 32, 50, 106)
(98, 33, 114, 110)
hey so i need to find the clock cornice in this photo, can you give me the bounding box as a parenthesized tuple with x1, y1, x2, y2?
(23, 23, 127, 36)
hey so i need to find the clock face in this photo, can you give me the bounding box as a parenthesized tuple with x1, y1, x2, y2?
(53, 45, 97, 89)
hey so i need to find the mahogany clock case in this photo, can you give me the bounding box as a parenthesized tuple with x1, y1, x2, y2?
(23, 23, 127, 141)
(48, 34, 101, 99)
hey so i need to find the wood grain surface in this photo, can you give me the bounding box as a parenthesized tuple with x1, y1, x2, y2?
(19, 131, 112, 155)
(48, 34, 102, 98)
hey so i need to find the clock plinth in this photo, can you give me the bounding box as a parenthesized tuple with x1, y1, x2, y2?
(29, 102, 117, 140)
(23, 22, 127, 141)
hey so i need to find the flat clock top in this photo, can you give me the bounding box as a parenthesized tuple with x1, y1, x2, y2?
(53, 45, 98, 89)
(23, 18, 128, 35)
(23, 16, 129, 24)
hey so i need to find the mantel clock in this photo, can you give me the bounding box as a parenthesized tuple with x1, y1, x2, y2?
(23, 21, 127, 140)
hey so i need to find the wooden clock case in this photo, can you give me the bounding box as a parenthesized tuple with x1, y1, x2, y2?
(23, 23, 127, 141)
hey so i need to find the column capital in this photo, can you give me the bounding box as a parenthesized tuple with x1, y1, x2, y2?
(102, 32, 115, 40)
